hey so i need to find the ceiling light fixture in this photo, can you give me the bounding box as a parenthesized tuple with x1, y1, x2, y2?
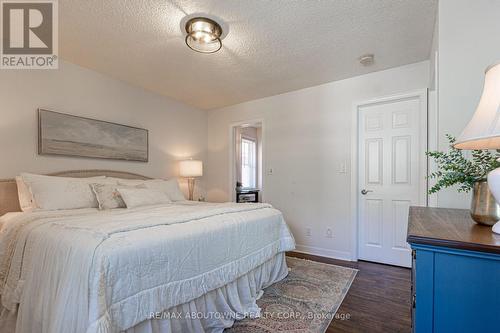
(185, 17, 223, 53)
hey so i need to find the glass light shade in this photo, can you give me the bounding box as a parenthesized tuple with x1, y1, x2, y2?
(454, 62, 500, 149)
(179, 159, 203, 177)
(185, 17, 222, 53)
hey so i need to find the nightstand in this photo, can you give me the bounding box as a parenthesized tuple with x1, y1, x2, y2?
(236, 189, 259, 203)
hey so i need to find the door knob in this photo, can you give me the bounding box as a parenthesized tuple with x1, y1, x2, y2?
(361, 189, 373, 195)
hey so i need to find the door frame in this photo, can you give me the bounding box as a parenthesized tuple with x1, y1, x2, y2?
(228, 118, 265, 202)
(349, 90, 428, 262)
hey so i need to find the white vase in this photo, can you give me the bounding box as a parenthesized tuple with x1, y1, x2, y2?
(487, 167, 500, 234)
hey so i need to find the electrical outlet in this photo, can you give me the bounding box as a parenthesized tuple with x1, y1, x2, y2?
(326, 228, 333, 238)
(338, 162, 347, 174)
(306, 228, 311, 237)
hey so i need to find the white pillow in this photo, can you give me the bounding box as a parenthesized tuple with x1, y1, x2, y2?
(110, 178, 150, 186)
(118, 188, 171, 209)
(115, 178, 186, 201)
(20, 173, 108, 211)
(142, 179, 186, 201)
(16, 176, 36, 212)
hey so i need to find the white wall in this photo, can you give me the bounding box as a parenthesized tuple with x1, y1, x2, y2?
(428, 6, 439, 92)
(206, 61, 429, 260)
(0, 61, 208, 197)
(436, 0, 500, 208)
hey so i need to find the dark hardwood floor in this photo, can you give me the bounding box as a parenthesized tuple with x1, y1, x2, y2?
(287, 252, 411, 333)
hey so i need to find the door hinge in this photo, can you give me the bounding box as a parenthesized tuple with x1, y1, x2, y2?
(412, 249, 416, 260)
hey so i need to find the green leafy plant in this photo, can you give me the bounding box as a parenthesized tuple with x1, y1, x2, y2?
(426, 134, 500, 194)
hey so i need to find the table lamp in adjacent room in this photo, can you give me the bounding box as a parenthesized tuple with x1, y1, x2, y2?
(454, 62, 500, 234)
(179, 159, 203, 200)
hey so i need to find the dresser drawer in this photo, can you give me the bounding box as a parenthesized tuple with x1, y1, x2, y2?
(410, 245, 500, 333)
(408, 206, 500, 333)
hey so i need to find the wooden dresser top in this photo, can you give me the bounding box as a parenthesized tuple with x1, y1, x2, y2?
(407, 206, 500, 254)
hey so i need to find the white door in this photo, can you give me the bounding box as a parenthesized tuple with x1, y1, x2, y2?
(358, 93, 426, 267)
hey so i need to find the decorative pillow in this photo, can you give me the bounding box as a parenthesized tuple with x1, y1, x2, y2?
(118, 188, 172, 209)
(20, 173, 108, 211)
(91, 183, 126, 210)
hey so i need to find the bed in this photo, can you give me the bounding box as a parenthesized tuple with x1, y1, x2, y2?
(0, 170, 295, 333)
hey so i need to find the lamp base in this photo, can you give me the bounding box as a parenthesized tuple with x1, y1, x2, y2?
(493, 222, 500, 235)
(187, 178, 195, 201)
(487, 167, 500, 234)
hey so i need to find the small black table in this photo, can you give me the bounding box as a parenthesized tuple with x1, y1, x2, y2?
(236, 188, 259, 203)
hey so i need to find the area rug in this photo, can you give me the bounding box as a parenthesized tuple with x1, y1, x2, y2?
(225, 256, 358, 333)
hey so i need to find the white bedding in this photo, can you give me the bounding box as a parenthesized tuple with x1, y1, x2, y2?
(0, 202, 295, 333)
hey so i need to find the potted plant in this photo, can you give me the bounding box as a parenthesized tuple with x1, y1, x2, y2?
(427, 135, 500, 225)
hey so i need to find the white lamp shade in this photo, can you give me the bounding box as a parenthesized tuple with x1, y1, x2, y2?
(179, 159, 203, 177)
(455, 62, 500, 149)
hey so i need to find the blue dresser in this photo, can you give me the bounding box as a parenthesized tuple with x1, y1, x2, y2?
(407, 207, 500, 333)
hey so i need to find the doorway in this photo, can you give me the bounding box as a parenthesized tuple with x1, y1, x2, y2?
(353, 91, 427, 267)
(230, 121, 263, 203)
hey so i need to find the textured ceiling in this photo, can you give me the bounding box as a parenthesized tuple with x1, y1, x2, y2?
(59, 0, 437, 110)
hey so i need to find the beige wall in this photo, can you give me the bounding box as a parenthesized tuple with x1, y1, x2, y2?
(206, 61, 429, 260)
(0, 61, 208, 197)
(435, 0, 500, 208)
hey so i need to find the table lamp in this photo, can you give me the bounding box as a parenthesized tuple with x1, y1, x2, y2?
(454, 62, 500, 234)
(179, 159, 203, 201)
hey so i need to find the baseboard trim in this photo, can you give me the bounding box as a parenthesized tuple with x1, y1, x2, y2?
(294, 244, 353, 262)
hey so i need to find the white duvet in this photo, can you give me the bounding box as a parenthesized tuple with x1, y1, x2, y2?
(0, 202, 295, 333)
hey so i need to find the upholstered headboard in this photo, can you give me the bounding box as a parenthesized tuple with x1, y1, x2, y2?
(0, 170, 151, 216)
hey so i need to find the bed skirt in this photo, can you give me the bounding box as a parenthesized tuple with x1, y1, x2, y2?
(123, 252, 288, 333)
(1, 253, 288, 333)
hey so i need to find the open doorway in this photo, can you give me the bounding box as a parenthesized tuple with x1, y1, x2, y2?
(230, 121, 263, 203)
